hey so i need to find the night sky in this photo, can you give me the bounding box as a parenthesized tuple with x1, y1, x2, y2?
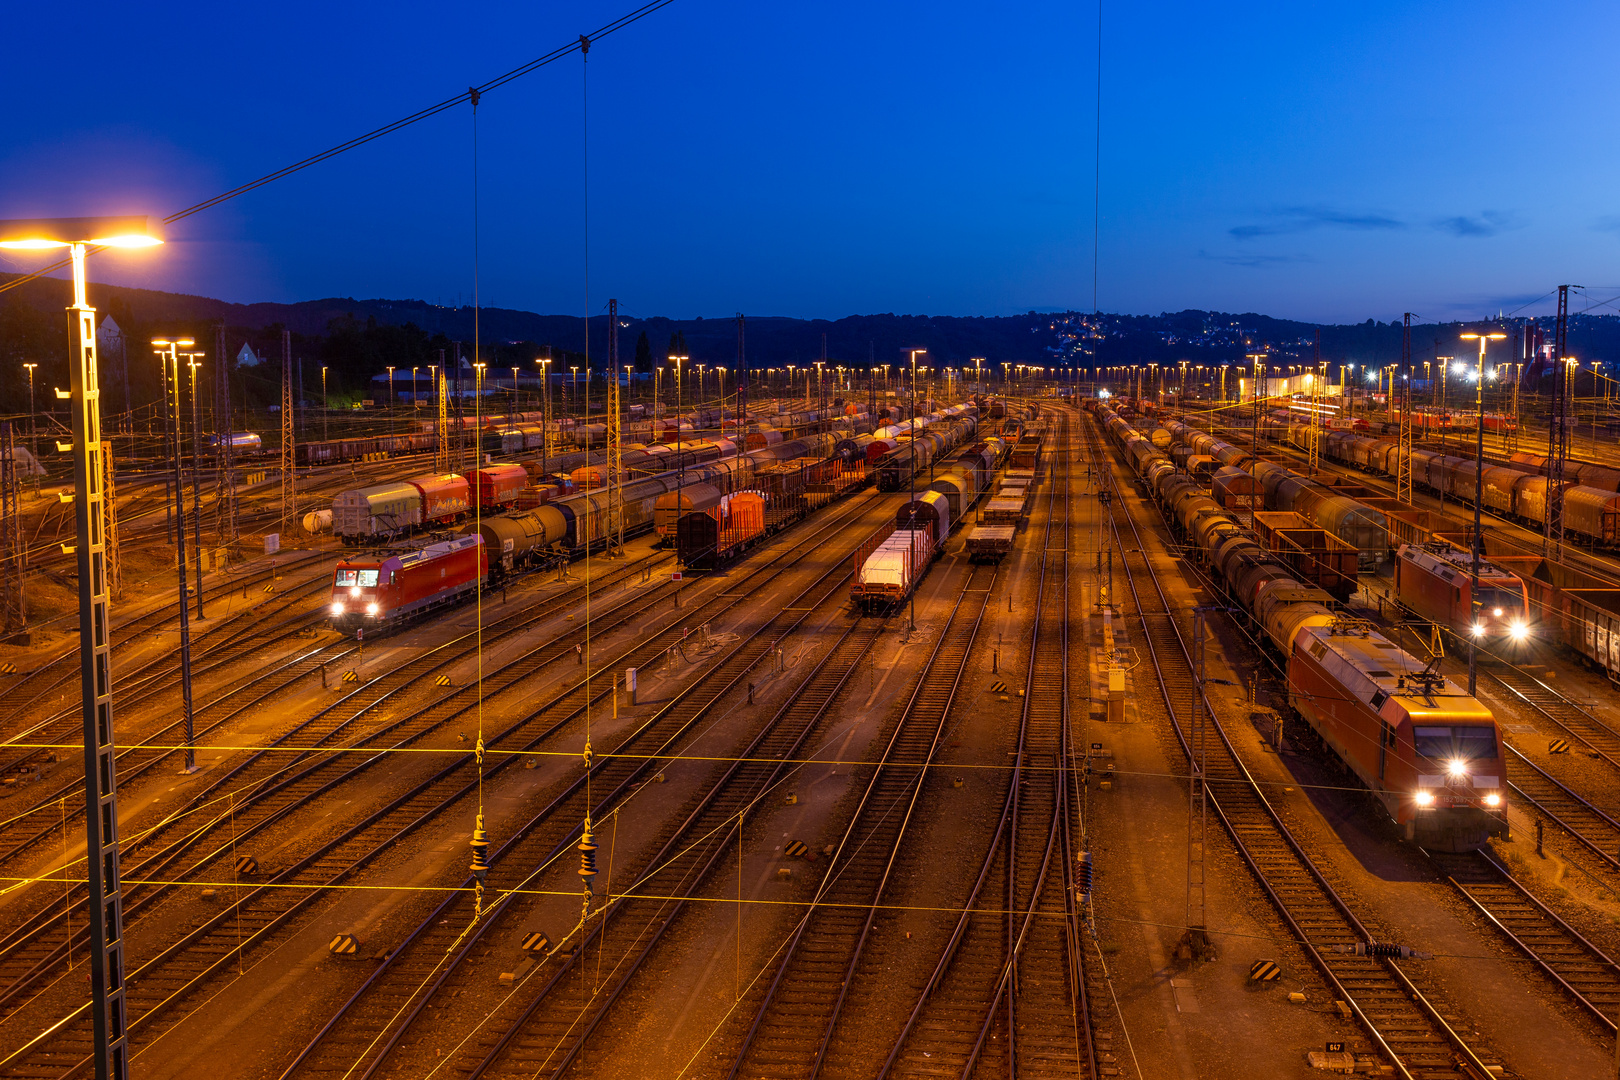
(3, 1, 1615, 323)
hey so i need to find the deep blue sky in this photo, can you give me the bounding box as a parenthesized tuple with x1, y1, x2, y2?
(3, 1, 1615, 323)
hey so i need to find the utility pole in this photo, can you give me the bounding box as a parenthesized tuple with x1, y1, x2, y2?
(214, 323, 238, 554)
(0, 423, 19, 633)
(737, 315, 748, 446)
(1397, 314, 1414, 504)
(1546, 285, 1573, 559)
(436, 350, 450, 474)
(609, 299, 623, 554)
(1183, 607, 1210, 963)
(184, 352, 206, 619)
(280, 330, 294, 542)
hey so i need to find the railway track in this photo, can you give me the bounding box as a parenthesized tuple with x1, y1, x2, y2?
(1430, 848, 1620, 1032)
(0, 493, 889, 1076)
(874, 412, 1093, 1080)
(0, 548, 337, 726)
(0, 546, 673, 1026)
(714, 561, 998, 1077)
(1095, 411, 1508, 1080)
(275, 497, 899, 1079)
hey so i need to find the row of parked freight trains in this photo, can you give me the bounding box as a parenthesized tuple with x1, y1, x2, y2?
(1249, 416, 1620, 546)
(852, 429, 1022, 608)
(1098, 404, 1507, 852)
(327, 407, 989, 630)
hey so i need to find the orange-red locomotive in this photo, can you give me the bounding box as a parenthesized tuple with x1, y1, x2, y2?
(330, 535, 487, 635)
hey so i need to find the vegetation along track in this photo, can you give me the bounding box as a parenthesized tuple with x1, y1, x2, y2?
(275, 494, 897, 1080)
(0, 492, 887, 1076)
(1092, 410, 1508, 1080)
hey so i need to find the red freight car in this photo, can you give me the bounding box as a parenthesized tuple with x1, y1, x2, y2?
(406, 473, 471, 525)
(329, 534, 486, 634)
(472, 463, 529, 511)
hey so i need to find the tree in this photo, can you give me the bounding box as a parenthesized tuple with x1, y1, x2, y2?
(634, 330, 653, 372)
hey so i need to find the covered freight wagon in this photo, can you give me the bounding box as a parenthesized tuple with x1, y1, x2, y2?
(333, 481, 422, 542)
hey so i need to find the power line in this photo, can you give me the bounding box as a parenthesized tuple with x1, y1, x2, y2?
(0, 0, 676, 297)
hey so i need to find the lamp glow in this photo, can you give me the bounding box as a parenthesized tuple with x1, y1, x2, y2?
(1448, 759, 1467, 777)
(1471, 623, 1485, 637)
(331, 603, 345, 616)
(1484, 793, 1502, 807)
(1414, 790, 1435, 807)
(1510, 621, 1528, 641)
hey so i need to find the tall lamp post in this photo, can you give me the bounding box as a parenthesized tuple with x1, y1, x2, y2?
(907, 348, 926, 629)
(1, 215, 163, 1080)
(1460, 330, 1506, 696)
(23, 362, 37, 480)
(386, 366, 395, 439)
(182, 350, 207, 620)
(153, 336, 201, 773)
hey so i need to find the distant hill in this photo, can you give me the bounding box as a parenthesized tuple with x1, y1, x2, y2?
(4, 271, 1620, 415)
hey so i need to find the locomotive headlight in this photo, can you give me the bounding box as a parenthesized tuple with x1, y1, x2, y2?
(1414, 790, 1435, 807)
(1471, 623, 1485, 637)
(1448, 758, 1467, 777)
(1510, 621, 1528, 641)
(331, 603, 344, 616)
(350, 586, 361, 597)
(1492, 607, 1503, 617)
(1485, 792, 1503, 807)
(366, 603, 379, 615)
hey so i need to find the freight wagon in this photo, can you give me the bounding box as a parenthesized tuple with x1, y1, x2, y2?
(850, 491, 952, 610)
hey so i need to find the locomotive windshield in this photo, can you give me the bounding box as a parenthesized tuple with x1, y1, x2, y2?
(1413, 725, 1498, 760)
(334, 569, 380, 588)
(1475, 588, 1522, 614)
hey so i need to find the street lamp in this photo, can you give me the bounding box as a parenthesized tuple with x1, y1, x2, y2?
(0, 213, 162, 1080)
(386, 366, 395, 438)
(320, 365, 329, 442)
(1460, 330, 1506, 697)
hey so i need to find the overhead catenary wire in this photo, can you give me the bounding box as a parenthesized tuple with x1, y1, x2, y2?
(0, 0, 677, 297)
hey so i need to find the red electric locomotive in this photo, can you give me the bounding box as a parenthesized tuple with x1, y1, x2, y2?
(1395, 542, 1532, 644)
(1289, 616, 1506, 850)
(330, 534, 487, 635)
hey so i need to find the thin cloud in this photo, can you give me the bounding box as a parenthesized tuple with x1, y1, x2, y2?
(1433, 210, 1516, 238)
(1196, 249, 1313, 269)
(1229, 205, 1404, 240)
